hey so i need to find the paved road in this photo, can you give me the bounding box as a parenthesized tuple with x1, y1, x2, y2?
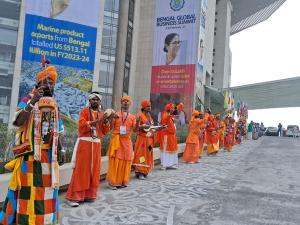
(59, 137, 300, 225)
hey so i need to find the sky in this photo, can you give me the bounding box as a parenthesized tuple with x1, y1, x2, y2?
(230, 0, 300, 128)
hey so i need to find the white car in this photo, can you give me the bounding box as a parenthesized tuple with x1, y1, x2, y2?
(286, 125, 300, 137)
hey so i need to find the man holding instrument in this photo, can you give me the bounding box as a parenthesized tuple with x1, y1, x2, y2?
(66, 92, 111, 207)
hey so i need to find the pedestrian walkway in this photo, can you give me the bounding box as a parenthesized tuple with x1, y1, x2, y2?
(59, 139, 264, 225)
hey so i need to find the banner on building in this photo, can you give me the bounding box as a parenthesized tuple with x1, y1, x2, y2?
(150, 0, 202, 123)
(19, 0, 101, 121)
(195, 0, 207, 104)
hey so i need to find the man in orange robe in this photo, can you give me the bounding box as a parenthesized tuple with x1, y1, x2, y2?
(106, 96, 137, 189)
(158, 103, 178, 169)
(206, 114, 219, 155)
(224, 117, 234, 151)
(132, 100, 156, 180)
(231, 118, 237, 147)
(66, 92, 110, 207)
(216, 114, 225, 150)
(183, 111, 206, 163)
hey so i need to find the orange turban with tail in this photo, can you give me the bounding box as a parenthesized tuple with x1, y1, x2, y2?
(141, 100, 151, 108)
(121, 95, 132, 104)
(36, 66, 58, 83)
(165, 103, 174, 111)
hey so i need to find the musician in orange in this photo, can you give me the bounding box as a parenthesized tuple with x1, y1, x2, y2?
(158, 103, 178, 169)
(183, 111, 206, 163)
(66, 92, 111, 207)
(106, 96, 137, 189)
(132, 100, 156, 179)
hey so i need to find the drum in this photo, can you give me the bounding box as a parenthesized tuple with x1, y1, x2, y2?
(38, 97, 57, 112)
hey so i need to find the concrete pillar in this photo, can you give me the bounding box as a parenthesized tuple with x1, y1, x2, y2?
(112, 0, 129, 110)
(213, 0, 232, 89)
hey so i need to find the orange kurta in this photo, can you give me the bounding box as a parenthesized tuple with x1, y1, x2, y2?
(106, 111, 136, 187)
(224, 122, 234, 151)
(219, 121, 226, 148)
(158, 112, 178, 152)
(183, 118, 205, 163)
(66, 108, 110, 202)
(133, 112, 154, 176)
(206, 119, 219, 155)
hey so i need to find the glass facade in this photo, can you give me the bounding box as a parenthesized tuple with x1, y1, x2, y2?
(0, 0, 21, 123)
(99, 0, 120, 108)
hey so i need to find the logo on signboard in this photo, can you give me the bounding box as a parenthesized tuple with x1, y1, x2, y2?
(170, 0, 185, 11)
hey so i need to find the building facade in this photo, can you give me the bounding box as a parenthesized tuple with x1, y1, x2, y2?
(0, 0, 285, 124)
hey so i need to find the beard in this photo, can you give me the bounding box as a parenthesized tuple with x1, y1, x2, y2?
(91, 103, 99, 110)
(43, 87, 53, 97)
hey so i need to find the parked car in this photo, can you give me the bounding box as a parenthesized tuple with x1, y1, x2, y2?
(264, 127, 278, 136)
(286, 125, 300, 137)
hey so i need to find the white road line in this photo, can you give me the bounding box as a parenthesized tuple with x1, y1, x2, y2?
(177, 206, 190, 216)
(167, 205, 175, 225)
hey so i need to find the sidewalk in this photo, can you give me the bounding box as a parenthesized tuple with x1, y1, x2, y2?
(59, 139, 263, 225)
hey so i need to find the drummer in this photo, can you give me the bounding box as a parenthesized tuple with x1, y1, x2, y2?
(132, 100, 157, 180)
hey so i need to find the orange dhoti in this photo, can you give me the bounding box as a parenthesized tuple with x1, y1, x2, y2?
(183, 117, 205, 163)
(183, 143, 200, 163)
(207, 133, 219, 155)
(224, 134, 233, 151)
(219, 134, 225, 149)
(66, 138, 102, 202)
(199, 136, 205, 157)
(106, 135, 133, 187)
(133, 135, 154, 176)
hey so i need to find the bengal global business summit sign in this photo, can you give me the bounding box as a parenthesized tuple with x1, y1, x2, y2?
(150, 0, 207, 120)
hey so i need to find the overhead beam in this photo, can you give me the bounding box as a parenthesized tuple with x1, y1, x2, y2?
(228, 77, 300, 110)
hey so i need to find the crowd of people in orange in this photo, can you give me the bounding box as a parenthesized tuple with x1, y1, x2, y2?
(0, 64, 249, 224)
(66, 95, 249, 207)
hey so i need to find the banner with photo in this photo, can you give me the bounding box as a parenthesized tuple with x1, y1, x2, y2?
(19, 0, 101, 122)
(150, 0, 202, 123)
(195, 0, 207, 103)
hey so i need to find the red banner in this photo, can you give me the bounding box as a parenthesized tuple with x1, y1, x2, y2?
(151, 65, 195, 95)
(150, 64, 195, 122)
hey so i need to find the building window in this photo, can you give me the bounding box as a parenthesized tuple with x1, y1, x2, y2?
(0, 1, 21, 21)
(123, 65, 130, 94)
(99, 0, 120, 108)
(0, 28, 18, 46)
(0, 96, 8, 105)
(0, 68, 9, 77)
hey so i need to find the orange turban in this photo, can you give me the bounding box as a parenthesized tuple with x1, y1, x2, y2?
(165, 103, 174, 111)
(36, 66, 58, 83)
(141, 100, 151, 108)
(121, 95, 132, 104)
(192, 110, 199, 117)
(177, 103, 184, 111)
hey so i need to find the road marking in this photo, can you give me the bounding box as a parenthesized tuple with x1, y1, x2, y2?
(167, 205, 175, 225)
(177, 206, 190, 216)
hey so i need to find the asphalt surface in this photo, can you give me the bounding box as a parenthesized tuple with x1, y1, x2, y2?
(59, 136, 300, 225)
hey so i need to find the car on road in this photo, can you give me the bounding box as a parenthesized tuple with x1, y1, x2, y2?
(286, 125, 300, 137)
(264, 127, 278, 136)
